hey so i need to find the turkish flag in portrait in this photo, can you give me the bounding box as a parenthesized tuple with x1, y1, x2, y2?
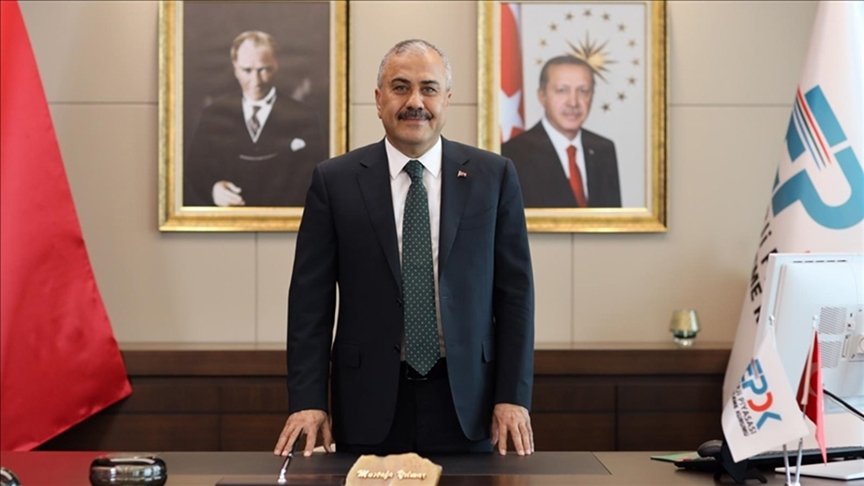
(500, 2, 525, 143)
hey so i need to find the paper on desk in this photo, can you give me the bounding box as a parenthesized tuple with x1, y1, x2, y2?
(649, 452, 700, 463)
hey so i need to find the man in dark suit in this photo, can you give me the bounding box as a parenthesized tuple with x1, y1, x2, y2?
(184, 30, 326, 207)
(502, 56, 621, 208)
(274, 39, 535, 457)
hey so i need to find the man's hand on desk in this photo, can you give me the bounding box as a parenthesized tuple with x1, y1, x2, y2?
(491, 403, 534, 456)
(274, 409, 333, 457)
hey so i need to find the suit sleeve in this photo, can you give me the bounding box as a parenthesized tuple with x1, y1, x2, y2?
(492, 158, 535, 409)
(286, 165, 337, 413)
(184, 108, 219, 206)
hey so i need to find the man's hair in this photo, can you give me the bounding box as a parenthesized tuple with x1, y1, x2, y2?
(230, 30, 277, 62)
(538, 56, 595, 91)
(376, 39, 452, 91)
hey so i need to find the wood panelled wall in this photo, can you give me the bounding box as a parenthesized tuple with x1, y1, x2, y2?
(40, 345, 728, 452)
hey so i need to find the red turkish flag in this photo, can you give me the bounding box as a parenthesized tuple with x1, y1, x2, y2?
(500, 2, 525, 142)
(796, 331, 827, 463)
(0, 0, 132, 451)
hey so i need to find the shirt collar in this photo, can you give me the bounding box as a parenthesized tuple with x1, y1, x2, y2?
(243, 87, 277, 108)
(541, 116, 582, 150)
(386, 137, 443, 180)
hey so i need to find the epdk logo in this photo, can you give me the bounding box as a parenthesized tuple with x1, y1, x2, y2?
(731, 359, 783, 436)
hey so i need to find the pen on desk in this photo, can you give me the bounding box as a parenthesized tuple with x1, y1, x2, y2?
(277, 451, 292, 485)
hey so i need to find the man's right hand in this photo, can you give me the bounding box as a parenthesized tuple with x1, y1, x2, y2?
(212, 181, 245, 206)
(274, 409, 333, 457)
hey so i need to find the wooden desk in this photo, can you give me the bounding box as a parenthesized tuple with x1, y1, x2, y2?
(39, 344, 731, 453)
(0, 451, 849, 485)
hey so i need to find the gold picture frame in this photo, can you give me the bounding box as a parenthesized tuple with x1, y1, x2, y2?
(479, 0, 666, 232)
(158, 0, 347, 232)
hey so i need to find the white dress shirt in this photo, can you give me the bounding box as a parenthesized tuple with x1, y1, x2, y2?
(241, 87, 276, 143)
(385, 136, 446, 356)
(541, 116, 589, 200)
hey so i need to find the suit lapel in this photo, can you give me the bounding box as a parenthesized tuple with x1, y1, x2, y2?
(357, 141, 402, 291)
(582, 132, 600, 206)
(439, 139, 470, 273)
(535, 124, 578, 206)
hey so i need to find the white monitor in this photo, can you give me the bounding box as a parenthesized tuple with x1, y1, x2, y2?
(757, 253, 864, 447)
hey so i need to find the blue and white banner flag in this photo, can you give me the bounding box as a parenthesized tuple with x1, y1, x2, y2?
(722, 330, 809, 463)
(724, 1, 864, 402)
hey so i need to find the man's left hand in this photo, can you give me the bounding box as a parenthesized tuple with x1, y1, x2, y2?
(490, 403, 534, 456)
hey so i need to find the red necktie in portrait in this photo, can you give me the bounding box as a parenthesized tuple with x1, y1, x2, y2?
(566, 145, 587, 207)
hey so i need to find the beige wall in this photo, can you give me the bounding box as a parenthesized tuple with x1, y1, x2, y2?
(19, 0, 817, 345)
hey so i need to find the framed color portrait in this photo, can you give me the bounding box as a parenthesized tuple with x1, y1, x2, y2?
(479, 1, 666, 232)
(159, 0, 347, 232)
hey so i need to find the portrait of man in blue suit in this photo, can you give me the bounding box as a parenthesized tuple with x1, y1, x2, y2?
(503, 56, 622, 208)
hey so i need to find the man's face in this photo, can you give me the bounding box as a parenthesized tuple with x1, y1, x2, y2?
(233, 40, 278, 101)
(375, 49, 451, 158)
(538, 63, 594, 140)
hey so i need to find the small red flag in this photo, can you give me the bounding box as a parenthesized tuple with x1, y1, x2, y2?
(0, 0, 132, 450)
(796, 331, 827, 463)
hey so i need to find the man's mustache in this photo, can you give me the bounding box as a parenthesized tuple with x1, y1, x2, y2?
(559, 109, 585, 117)
(398, 108, 432, 121)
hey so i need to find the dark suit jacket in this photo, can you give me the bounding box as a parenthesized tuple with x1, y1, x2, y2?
(184, 93, 326, 207)
(501, 122, 621, 208)
(287, 138, 535, 446)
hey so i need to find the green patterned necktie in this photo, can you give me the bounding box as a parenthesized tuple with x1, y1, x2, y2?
(402, 159, 440, 376)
